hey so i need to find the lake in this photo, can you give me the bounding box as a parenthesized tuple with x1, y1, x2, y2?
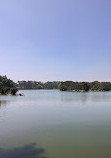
(0, 90, 111, 158)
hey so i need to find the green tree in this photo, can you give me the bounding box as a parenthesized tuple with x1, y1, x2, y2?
(82, 82, 90, 92)
(58, 82, 68, 91)
(0, 75, 18, 95)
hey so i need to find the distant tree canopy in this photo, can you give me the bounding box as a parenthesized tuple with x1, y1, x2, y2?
(0, 75, 18, 95)
(17, 81, 60, 90)
(58, 81, 111, 92)
(17, 80, 111, 92)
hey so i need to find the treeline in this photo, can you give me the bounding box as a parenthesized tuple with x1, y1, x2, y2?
(17, 81, 60, 90)
(1, 75, 111, 94)
(58, 81, 111, 92)
(0, 75, 18, 95)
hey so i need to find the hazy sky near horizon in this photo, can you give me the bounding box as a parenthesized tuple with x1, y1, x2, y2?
(0, 0, 111, 82)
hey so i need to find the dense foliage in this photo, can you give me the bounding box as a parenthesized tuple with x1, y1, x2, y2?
(0, 75, 18, 95)
(58, 81, 111, 92)
(17, 81, 60, 90)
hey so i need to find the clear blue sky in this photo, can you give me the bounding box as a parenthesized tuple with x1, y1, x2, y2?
(0, 0, 111, 82)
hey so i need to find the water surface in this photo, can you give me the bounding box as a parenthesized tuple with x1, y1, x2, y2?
(0, 90, 111, 158)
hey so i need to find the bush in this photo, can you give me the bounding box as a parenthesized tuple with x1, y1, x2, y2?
(10, 88, 18, 95)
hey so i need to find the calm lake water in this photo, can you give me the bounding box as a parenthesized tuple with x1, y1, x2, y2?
(0, 90, 111, 158)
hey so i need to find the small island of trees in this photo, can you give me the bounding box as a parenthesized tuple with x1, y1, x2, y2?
(58, 81, 111, 92)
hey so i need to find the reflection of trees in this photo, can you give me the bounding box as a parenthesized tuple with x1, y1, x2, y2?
(0, 143, 49, 158)
(61, 92, 88, 103)
(0, 100, 8, 108)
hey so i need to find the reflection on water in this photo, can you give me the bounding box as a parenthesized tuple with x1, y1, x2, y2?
(0, 143, 48, 158)
(60, 91, 111, 102)
(0, 100, 8, 107)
